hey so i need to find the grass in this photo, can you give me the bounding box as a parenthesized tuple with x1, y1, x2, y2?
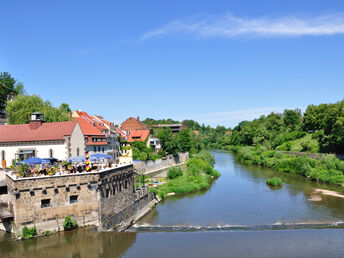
(22, 226, 37, 240)
(266, 177, 283, 186)
(232, 146, 344, 186)
(151, 151, 220, 199)
(275, 133, 319, 153)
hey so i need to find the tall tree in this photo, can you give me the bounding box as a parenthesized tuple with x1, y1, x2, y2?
(0, 72, 24, 111)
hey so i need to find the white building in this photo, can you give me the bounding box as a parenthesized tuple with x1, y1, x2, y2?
(0, 112, 85, 168)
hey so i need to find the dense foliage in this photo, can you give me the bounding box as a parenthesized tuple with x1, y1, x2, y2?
(151, 151, 220, 199)
(63, 216, 78, 231)
(233, 146, 344, 186)
(167, 166, 183, 179)
(266, 177, 283, 186)
(22, 226, 37, 240)
(228, 101, 344, 154)
(6, 95, 72, 124)
(131, 141, 161, 161)
(0, 72, 25, 111)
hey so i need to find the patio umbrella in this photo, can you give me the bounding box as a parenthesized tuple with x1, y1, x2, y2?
(17, 157, 51, 165)
(67, 155, 85, 163)
(89, 153, 113, 161)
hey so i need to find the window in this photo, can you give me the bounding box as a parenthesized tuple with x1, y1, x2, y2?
(1, 150, 5, 161)
(41, 199, 51, 208)
(102, 148, 104, 153)
(124, 181, 128, 189)
(119, 184, 122, 192)
(106, 189, 110, 198)
(0, 186, 7, 195)
(70, 195, 78, 204)
(77, 148, 80, 156)
(49, 149, 53, 158)
(94, 147, 96, 152)
(98, 147, 100, 152)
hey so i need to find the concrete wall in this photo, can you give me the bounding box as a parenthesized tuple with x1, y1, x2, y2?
(134, 152, 189, 173)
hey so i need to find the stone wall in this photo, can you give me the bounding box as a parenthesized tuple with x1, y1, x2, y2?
(134, 152, 189, 173)
(4, 164, 156, 234)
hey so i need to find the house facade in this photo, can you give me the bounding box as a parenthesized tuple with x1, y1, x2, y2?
(72, 111, 120, 158)
(0, 112, 85, 168)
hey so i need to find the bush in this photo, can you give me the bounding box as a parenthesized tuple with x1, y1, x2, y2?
(167, 167, 183, 179)
(63, 216, 78, 231)
(22, 226, 37, 240)
(266, 177, 283, 186)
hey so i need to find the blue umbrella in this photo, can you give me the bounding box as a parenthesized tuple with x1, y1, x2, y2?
(90, 154, 113, 161)
(67, 155, 85, 163)
(17, 157, 51, 165)
(67, 154, 113, 163)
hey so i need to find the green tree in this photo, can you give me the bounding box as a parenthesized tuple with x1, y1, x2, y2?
(177, 129, 193, 153)
(0, 72, 25, 111)
(6, 95, 71, 124)
(158, 128, 180, 157)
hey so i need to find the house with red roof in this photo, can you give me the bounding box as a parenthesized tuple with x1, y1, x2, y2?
(72, 110, 120, 157)
(120, 117, 150, 142)
(0, 112, 85, 167)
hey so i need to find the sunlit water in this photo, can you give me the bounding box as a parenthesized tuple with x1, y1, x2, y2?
(2, 150, 344, 258)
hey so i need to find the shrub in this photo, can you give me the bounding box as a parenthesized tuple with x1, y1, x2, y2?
(266, 177, 283, 186)
(63, 216, 78, 231)
(22, 226, 37, 240)
(167, 167, 183, 179)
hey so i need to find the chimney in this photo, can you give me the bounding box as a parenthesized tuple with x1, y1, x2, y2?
(29, 112, 44, 129)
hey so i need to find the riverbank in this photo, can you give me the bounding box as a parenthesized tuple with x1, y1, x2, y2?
(150, 151, 220, 199)
(230, 146, 344, 186)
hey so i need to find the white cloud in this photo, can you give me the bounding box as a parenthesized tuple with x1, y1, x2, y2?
(141, 12, 344, 40)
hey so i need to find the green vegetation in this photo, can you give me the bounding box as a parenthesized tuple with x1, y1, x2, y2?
(266, 177, 283, 186)
(130, 141, 162, 161)
(167, 167, 183, 179)
(63, 216, 78, 231)
(152, 151, 220, 199)
(6, 95, 71, 124)
(233, 146, 344, 186)
(21, 226, 37, 240)
(0, 72, 25, 112)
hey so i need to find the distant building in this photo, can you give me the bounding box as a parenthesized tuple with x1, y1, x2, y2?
(193, 131, 199, 135)
(151, 121, 186, 133)
(148, 137, 161, 153)
(226, 131, 233, 136)
(121, 117, 149, 131)
(0, 112, 85, 167)
(72, 111, 120, 158)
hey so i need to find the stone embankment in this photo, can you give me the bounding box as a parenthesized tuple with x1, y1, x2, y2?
(134, 152, 189, 175)
(0, 164, 157, 235)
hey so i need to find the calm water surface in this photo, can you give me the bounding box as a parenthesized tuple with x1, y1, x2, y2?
(2, 150, 344, 258)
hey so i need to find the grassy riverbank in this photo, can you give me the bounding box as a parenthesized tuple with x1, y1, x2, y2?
(150, 151, 220, 199)
(231, 146, 344, 186)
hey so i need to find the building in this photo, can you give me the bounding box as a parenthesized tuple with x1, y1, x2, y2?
(121, 117, 148, 131)
(147, 137, 161, 153)
(1, 164, 156, 233)
(0, 112, 85, 168)
(72, 111, 120, 158)
(151, 122, 186, 133)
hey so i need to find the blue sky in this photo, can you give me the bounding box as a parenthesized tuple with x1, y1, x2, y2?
(1, 0, 344, 128)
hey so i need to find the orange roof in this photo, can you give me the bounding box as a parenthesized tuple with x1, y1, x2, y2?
(73, 110, 109, 134)
(74, 117, 105, 136)
(127, 130, 150, 142)
(121, 117, 148, 131)
(0, 121, 77, 143)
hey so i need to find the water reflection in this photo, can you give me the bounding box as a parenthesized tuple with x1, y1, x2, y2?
(0, 228, 137, 258)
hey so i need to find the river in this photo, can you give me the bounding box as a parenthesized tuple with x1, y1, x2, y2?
(2, 150, 344, 257)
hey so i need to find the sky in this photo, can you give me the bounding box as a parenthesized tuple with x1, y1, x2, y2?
(1, 0, 344, 128)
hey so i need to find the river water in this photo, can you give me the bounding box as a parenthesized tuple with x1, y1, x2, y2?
(2, 151, 344, 257)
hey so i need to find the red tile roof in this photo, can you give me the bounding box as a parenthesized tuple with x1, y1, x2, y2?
(121, 117, 148, 131)
(0, 121, 77, 143)
(74, 117, 105, 136)
(127, 130, 150, 142)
